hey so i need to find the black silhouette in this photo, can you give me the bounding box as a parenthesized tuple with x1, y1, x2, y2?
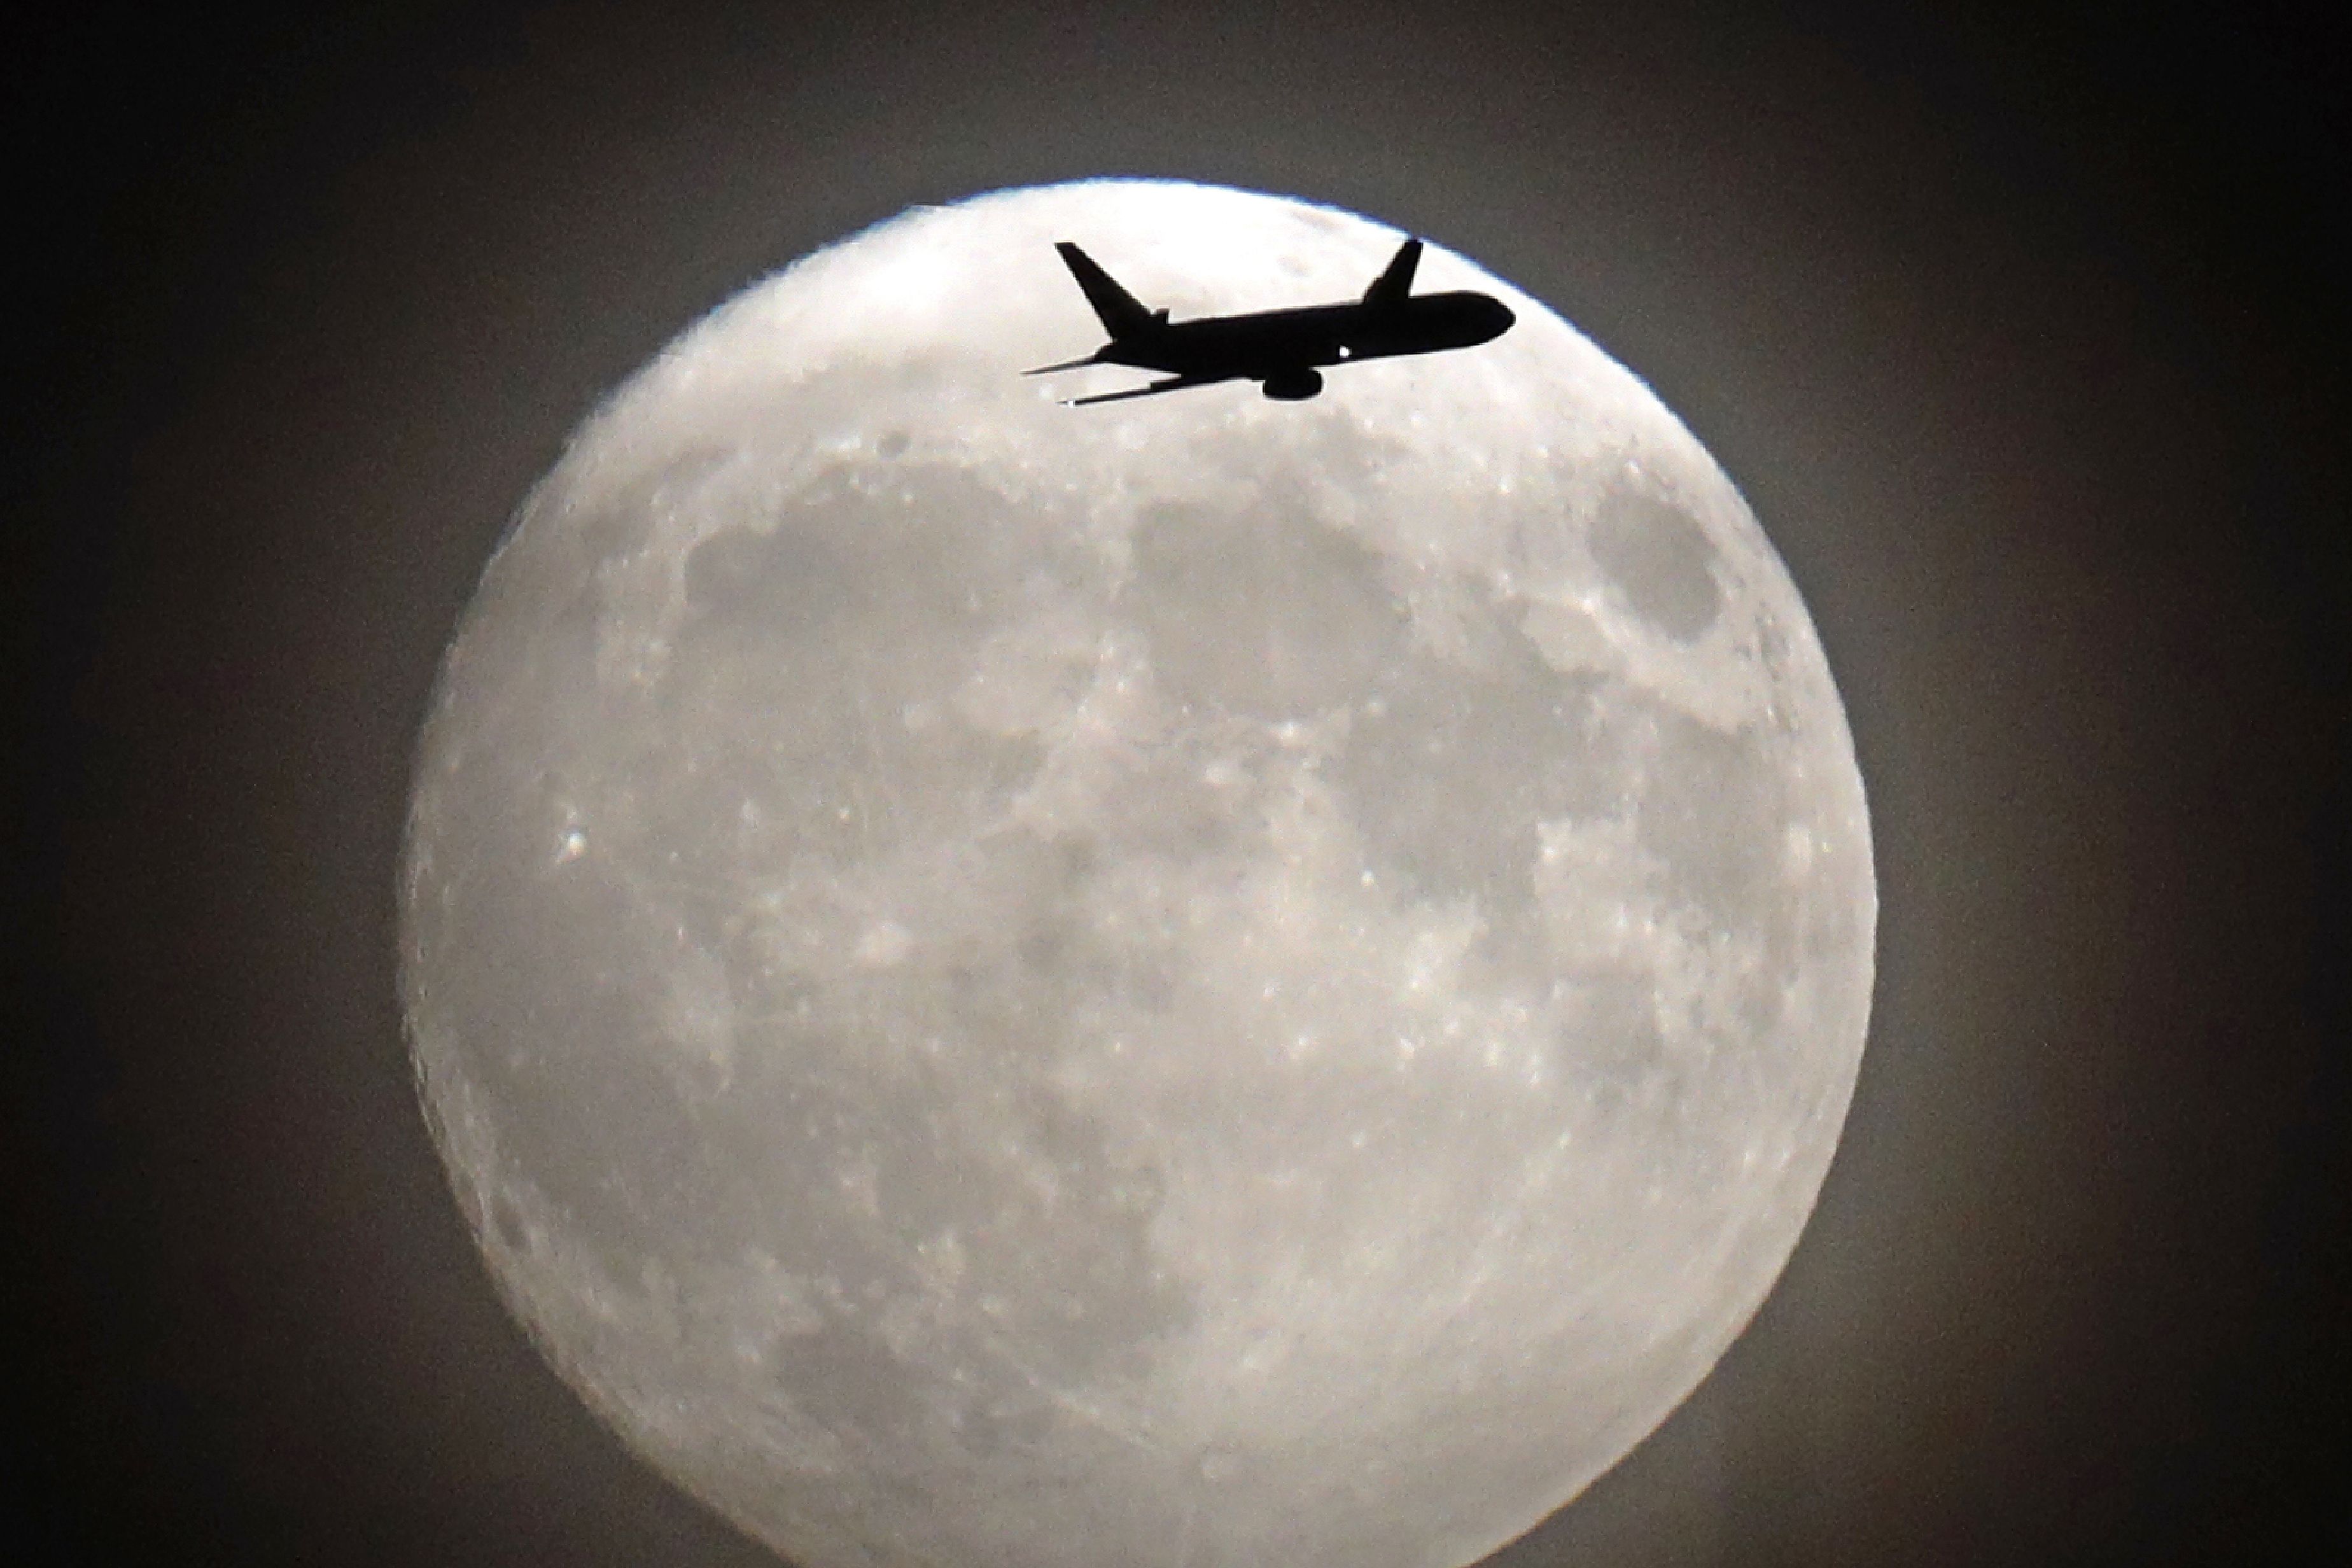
(1026, 237, 1515, 405)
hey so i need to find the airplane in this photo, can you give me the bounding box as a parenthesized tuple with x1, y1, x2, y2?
(1025, 235, 1515, 406)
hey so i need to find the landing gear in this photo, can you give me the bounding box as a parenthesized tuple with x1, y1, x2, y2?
(1260, 368, 1324, 401)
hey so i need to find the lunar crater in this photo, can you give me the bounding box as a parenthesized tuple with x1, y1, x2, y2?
(1588, 480, 1725, 642)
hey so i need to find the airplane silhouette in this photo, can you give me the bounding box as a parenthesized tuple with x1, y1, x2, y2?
(1025, 236, 1515, 405)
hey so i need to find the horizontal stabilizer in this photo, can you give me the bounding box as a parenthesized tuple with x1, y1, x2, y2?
(1023, 351, 1104, 375)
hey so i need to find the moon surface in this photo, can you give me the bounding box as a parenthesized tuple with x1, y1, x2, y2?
(399, 179, 1874, 1568)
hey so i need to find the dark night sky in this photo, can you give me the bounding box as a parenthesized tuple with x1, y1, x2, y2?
(10, 3, 2346, 1565)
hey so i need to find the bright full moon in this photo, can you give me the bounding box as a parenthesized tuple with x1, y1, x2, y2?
(400, 179, 1874, 1568)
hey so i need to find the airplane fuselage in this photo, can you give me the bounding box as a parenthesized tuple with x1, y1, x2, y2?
(1102, 292, 1513, 382)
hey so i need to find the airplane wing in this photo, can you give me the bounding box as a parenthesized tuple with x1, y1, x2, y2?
(1065, 374, 1231, 407)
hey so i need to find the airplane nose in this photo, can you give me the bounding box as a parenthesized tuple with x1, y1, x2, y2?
(1482, 297, 1516, 339)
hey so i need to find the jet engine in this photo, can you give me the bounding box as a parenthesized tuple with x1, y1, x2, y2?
(1261, 368, 1324, 401)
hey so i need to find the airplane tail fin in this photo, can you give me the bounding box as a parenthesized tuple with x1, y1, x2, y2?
(1361, 237, 1423, 309)
(1056, 242, 1157, 340)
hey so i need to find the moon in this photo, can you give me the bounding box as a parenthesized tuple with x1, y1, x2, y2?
(399, 179, 1874, 1568)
